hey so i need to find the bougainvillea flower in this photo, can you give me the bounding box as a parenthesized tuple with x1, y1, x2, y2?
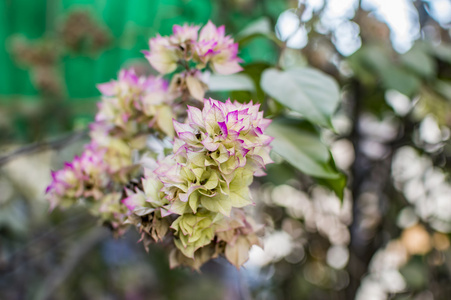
(170, 24, 200, 45)
(46, 143, 109, 209)
(144, 21, 242, 76)
(96, 69, 172, 137)
(123, 171, 168, 212)
(152, 96, 273, 220)
(123, 171, 171, 244)
(171, 210, 217, 258)
(94, 192, 129, 236)
(215, 209, 262, 268)
(97, 68, 155, 98)
(46, 20, 271, 271)
(169, 242, 219, 271)
(144, 35, 179, 74)
(195, 21, 243, 75)
(46, 161, 81, 210)
(173, 98, 273, 176)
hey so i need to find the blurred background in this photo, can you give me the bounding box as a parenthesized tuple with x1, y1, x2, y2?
(2, 0, 451, 299)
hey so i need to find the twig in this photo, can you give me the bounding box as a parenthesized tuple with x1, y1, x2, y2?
(0, 129, 88, 167)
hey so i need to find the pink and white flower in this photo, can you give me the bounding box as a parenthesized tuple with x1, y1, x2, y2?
(173, 98, 273, 175)
(95, 68, 173, 137)
(144, 35, 179, 74)
(46, 142, 110, 209)
(195, 21, 243, 75)
(170, 24, 200, 45)
(97, 68, 156, 98)
(143, 21, 242, 75)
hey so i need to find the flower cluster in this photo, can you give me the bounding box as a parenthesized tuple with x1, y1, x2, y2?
(96, 68, 175, 139)
(46, 143, 109, 209)
(46, 21, 272, 269)
(46, 69, 174, 229)
(145, 21, 242, 76)
(144, 22, 242, 103)
(124, 98, 273, 269)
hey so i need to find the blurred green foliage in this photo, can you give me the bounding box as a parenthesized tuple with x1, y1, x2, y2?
(0, 0, 284, 98)
(3, 1, 451, 300)
(1, 0, 286, 143)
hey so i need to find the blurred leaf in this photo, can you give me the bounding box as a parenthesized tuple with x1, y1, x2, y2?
(347, 45, 391, 86)
(428, 43, 451, 64)
(348, 45, 421, 96)
(236, 17, 281, 47)
(416, 87, 451, 126)
(229, 90, 254, 103)
(263, 0, 288, 20)
(240, 62, 272, 102)
(239, 36, 278, 65)
(315, 155, 347, 201)
(264, 161, 297, 186)
(433, 80, 451, 101)
(280, 48, 307, 69)
(261, 67, 340, 128)
(380, 67, 421, 97)
(399, 257, 427, 290)
(236, 17, 272, 40)
(401, 44, 436, 79)
(266, 118, 341, 179)
(208, 73, 255, 92)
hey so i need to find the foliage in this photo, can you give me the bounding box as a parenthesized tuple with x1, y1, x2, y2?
(2, 1, 451, 300)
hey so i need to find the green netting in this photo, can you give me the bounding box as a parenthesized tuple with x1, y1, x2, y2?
(0, 0, 218, 98)
(1, 0, 287, 98)
(0, 0, 285, 142)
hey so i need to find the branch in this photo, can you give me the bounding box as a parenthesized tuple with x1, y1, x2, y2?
(0, 129, 88, 166)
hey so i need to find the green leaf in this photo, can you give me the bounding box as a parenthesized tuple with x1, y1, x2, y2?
(261, 67, 340, 128)
(399, 257, 428, 289)
(236, 17, 281, 47)
(428, 43, 451, 64)
(267, 118, 346, 199)
(236, 17, 272, 40)
(208, 73, 255, 92)
(433, 80, 451, 101)
(380, 67, 421, 97)
(315, 154, 347, 201)
(280, 48, 307, 70)
(401, 45, 436, 79)
(240, 62, 272, 102)
(347, 45, 421, 96)
(264, 162, 297, 186)
(347, 46, 385, 85)
(266, 118, 341, 179)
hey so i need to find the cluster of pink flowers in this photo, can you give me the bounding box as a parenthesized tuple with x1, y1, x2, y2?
(96, 68, 175, 139)
(47, 21, 273, 269)
(174, 98, 273, 175)
(124, 98, 272, 268)
(46, 143, 109, 209)
(46, 69, 174, 228)
(145, 21, 242, 75)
